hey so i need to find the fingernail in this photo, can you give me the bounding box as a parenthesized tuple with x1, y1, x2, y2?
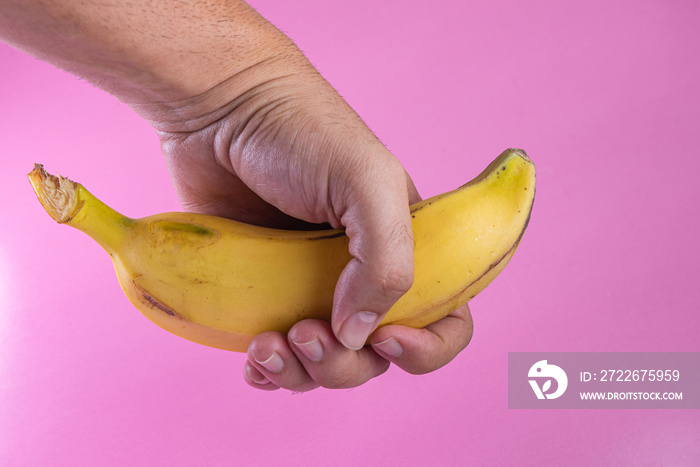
(293, 337, 324, 362)
(254, 351, 284, 373)
(374, 337, 404, 358)
(246, 362, 270, 384)
(339, 311, 379, 350)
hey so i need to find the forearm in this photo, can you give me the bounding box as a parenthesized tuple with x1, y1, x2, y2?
(0, 0, 304, 124)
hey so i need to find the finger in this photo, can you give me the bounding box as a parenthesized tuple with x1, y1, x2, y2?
(288, 319, 390, 389)
(242, 361, 280, 391)
(246, 331, 319, 392)
(369, 303, 474, 375)
(332, 156, 416, 350)
(403, 168, 423, 205)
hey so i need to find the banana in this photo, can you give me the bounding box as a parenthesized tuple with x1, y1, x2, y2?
(28, 148, 535, 352)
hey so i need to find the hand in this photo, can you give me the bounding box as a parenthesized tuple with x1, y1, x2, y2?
(156, 51, 474, 391)
(245, 305, 474, 391)
(0, 0, 474, 391)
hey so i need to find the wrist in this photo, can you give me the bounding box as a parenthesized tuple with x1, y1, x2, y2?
(136, 44, 315, 134)
(0, 0, 306, 132)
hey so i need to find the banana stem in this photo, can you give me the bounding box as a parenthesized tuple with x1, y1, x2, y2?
(28, 164, 131, 254)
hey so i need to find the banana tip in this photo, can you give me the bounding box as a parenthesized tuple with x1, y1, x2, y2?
(506, 148, 533, 165)
(28, 163, 81, 223)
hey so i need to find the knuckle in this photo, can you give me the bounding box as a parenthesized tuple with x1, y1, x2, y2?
(316, 370, 358, 390)
(401, 347, 445, 375)
(405, 356, 448, 376)
(315, 365, 386, 390)
(400, 321, 474, 376)
(405, 366, 433, 376)
(377, 263, 414, 300)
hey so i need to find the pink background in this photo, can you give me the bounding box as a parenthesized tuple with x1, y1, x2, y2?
(1, 0, 699, 465)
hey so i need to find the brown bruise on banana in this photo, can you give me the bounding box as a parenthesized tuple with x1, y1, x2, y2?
(151, 220, 219, 238)
(305, 230, 345, 240)
(147, 220, 222, 252)
(27, 164, 82, 223)
(131, 277, 181, 318)
(130, 274, 255, 351)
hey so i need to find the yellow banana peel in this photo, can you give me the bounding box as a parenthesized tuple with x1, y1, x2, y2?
(28, 149, 536, 352)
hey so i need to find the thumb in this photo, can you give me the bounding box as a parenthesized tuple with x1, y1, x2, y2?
(331, 161, 420, 350)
